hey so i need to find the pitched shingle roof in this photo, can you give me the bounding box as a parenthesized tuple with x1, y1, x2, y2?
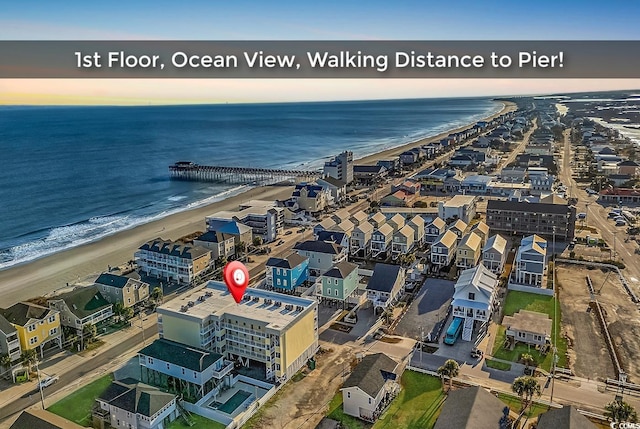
(139, 338, 222, 372)
(1, 302, 53, 326)
(536, 405, 596, 428)
(433, 386, 509, 429)
(317, 230, 347, 245)
(483, 234, 507, 254)
(99, 380, 176, 418)
(10, 409, 86, 429)
(366, 264, 403, 293)
(342, 353, 398, 398)
(50, 286, 111, 319)
(0, 314, 17, 335)
(293, 240, 344, 255)
(487, 199, 570, 215)
(138, 238, 210, 260)
(266, 253, 308, 269)
(323, 261, 358, 279)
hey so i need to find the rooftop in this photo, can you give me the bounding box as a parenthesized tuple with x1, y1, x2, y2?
(366, 264, 403, 293)
(293, 240, 344, 255)
(138, 238, 210, 260)
(342, 353, 398, 398)
(266, 253, 308, 269)
(449, 219, 468, 233)
(139, 338, 222, 372)
(374, 223, 394, 237)
(317, 176, 347, 187)
(107, 382, 176, 417)
(204, 220, 252, 236)
(0, 314, 17, 335)
(443, 195, 477, 207)
(483, 234, 507, 254)
(316, 230, 347, 245)
(434, 230, 458, 248)
(503, 310, 552, 336)
(95, 273, 146, 290)
(487, 199, 571, 215)
(459, 231, 482, 251)
(323, 261, 358, 279)
(536, 405, 597, 429)
(157, 281, 316, 331)
(428, 217, 447, 230)
(49, 286, 111, 318)
(10, 409, 86, 429)
(1, 302, 54, 326)
(433, 386, 510, 429)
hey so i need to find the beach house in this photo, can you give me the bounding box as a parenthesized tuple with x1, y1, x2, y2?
(407, 215, 425, 245)
(293, 240, 347, 279)
(204, 219, 253, 247)
(94, 379, 178, 429)
(430, 230, 458, 271)
(482, 234, 508, 275)
(316, 176, 347, 203)
(0, 302, 62, 358)
(93, 273, 150, 310)
(350, 221, 374, 257)
(536, 406, 598, 429)
(503, 310, 552, 348)
(425, 217, 447, 244)
(513, 235, 548, 287)
(318, 261, 360, 306)
(451, 265, 498, 341)
(353, 165, 387, 184)
(194, 230, 236, 261)
(265, 253, 309, 291)
(366, 264, 405, 312)
(0, 315, 21, 366)
(456, 232, 482, 270)
(369, 212, 387, 229)
(386, 213, 405, 232)
(135, 238, 212, 285)
(316, 230, 349, 251)
(313, 217, 336, 237)
(433, 386, 510, 429)
(10, 410, 86, 429)
(341, 353, 400, 423)
(392, 225, 415, 259)
(447, 219, 468, 243)
(469, 221, 490, 247)
(370, 224, 394, 258)
(48, 286, 113, 333)
(291, 183, 331, 214)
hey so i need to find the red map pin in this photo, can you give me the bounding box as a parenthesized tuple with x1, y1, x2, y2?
(223, 261, 249, 303)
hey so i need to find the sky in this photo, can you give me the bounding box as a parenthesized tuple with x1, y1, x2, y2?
(1, 0, 639, 104)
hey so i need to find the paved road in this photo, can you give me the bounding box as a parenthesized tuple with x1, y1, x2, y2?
(558, 129, 640, 291)
(0, 323, 157, 422)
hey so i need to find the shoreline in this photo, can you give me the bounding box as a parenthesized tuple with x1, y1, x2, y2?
(0, 100, 516, 306)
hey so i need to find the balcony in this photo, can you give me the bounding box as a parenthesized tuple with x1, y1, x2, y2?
(211, 360, 234, 379)
(222, 323, 267, 338)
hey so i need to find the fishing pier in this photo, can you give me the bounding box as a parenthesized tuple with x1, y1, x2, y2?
(169, 162, 322, 184)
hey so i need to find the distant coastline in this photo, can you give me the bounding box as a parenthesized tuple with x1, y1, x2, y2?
(0, 99, 515, 305)
(0, 97, 503, 272)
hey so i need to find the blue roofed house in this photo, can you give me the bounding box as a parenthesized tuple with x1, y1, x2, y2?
(265, 253, 309, 291)
(317, 230, 350, 251)
(366, 264, 406, 313)
(318, 261, 360, 307)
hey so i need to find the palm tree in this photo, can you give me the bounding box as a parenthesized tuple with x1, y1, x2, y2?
(437, 359, 460, 392)
(235, 242, 246, 260)
(20, 349, 37, 373)
(151, 287, 163, 305)
(0, 353, 11, 370)
(520, 353, 535, 374)
(82, 323, 97, 348)
(511, 376, 541, 411)
(605, 400, 638, 423)
(252, 236, 263, 247)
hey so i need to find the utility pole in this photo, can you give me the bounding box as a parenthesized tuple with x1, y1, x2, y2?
(140, 313, 146, 346)
(35, 359, 45, 409)
(550, 226, 558, 409)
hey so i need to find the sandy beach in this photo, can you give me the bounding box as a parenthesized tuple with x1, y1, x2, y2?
(0, 100, 516, 306)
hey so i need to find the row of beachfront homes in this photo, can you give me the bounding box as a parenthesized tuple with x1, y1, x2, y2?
(0, 273, 149, 371)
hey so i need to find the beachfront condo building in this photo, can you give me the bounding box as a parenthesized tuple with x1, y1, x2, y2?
(135, 238, 212, 285)
(323, 151, 354, 184)
(0, 302, 62, 358)
(209, 202, 284, 243)
(157, 281, 318, 383)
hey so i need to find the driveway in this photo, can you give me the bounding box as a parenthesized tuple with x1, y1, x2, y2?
(394, 278, 455, 340)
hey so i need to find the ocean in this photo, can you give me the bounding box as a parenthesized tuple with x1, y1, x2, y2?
(0, 97, 501, 270)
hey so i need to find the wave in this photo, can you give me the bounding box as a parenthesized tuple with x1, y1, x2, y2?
(0, 185, 252, 270)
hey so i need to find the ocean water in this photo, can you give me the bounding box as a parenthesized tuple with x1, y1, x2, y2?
(0, 97, 501, 269)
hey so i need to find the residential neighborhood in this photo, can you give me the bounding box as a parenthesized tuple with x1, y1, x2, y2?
(5, 93, 640, 429)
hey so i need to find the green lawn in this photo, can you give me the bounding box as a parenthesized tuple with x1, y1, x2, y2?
(47, 373, 114, 426)
(373, 371, 445, 429)
(496, 393, 548, 419)
(327, 393, 371, 429)
(485, 358, 512, 371)
(494, 291, 568, 371)
(167, 414, 226, 429)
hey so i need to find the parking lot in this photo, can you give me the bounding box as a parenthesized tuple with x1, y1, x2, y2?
(394, 278, 455, 341)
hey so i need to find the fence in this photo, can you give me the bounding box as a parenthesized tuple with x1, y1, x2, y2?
(556, 258, 639, 303)
(507, 282, 554, 296)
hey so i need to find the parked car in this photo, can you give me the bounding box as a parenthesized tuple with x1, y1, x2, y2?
(38, 375, 59, 389)
(285, 230, 293, 235)
(470, 348, 484, 359)
(616, 220, 627, 227)
(276, 239, 285, 245)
